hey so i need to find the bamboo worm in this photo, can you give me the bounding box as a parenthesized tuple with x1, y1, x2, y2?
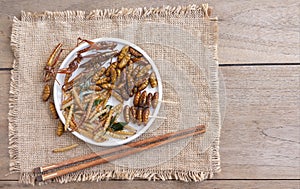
(72, 88, 84, 110)
(61, 100, 74, 110)
(52, 144, 78, 153)
(124, 125, 136, 132)
(105, 131, 128, 139)
(114, 130, 136, 135)
(89, 108, 109, 123)
(64, 104, 74, 131)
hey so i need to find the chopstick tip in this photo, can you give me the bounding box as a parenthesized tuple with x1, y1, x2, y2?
(33, 167, 42, 174)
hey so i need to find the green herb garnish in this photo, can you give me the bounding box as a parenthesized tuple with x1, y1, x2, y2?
(93, 99, 102, 107)
(109, 122, 127, 131)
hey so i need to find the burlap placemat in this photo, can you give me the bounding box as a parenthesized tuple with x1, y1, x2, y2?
(9, 4, 220, 185)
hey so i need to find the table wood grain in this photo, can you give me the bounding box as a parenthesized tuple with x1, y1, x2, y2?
(0, 0, 299, 188)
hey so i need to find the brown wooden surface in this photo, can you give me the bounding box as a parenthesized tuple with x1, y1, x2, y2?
(0, 0, 299, 188)
(0, 0, 299, 68)
(1, 180, 300, 189)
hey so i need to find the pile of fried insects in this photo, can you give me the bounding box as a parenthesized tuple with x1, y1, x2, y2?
(42, 38, 159, 152)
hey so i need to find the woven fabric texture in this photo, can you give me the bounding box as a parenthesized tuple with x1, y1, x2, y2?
(9, 4, 220, 185)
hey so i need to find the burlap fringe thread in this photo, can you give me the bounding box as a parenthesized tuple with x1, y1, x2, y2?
(9, 4, 220, 185)
(20, 4, 215, 21)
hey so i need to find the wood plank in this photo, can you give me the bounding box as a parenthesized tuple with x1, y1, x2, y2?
(1, 180, 300, 189)
(215, 65, 300, 179)
(0, 66, 299, 180)
(0, 0, 299, 68)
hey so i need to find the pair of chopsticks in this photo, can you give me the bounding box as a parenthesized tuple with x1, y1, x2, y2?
(33, 125, 206, 182)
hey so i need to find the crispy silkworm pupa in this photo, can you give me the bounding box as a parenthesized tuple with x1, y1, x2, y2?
(145, 93, 153, 108)
(142, 108, 150, 124)
(149, 72, 158, 88)
(136, 108, 143, 125)
(133, 91, 141, 107)
(139, 91, 147, 107)
(56, 120, 64, 136)
(42, 84, 51, 101)
(129, 47, 142, 57)
(49, 101, 58, 119)
(152, 92, 159, 108)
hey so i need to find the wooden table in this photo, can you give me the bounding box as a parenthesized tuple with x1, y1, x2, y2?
(0, 1, 299, 188)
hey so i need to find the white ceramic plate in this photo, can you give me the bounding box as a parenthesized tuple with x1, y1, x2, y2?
(53, 38, 162, 146)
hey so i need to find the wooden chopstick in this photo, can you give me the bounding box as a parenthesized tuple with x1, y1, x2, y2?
(34, 125, 205, 174)
(35, 125, 206, 182)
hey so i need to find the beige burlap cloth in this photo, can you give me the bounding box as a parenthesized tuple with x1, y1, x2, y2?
(9, 4, 220, 185)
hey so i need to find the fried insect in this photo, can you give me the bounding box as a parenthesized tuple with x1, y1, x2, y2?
(61, 100, 73, 110)
(123, 105, 130, 122)
(131, 65, 141, 78)
(89, 85, 102, 91)
(103, 109, 114, 131)
(145, 93, 153, 108)
(96, 77, 110, 85)
(124, 125, 136, 132)
(136, 64, 152, 78)
(65, 104, 74, 130)
(138, 79, 149, 91)
(130, 106, 137, 123)
(64, 73, 72, 84)
(110, 67, 117, 83)
(112, 103, 123, 114)
(129, 47, 142, 57)
(114, 130, 136, 135)
(126, 74, 135, 96)
(133, 91, 141, 106)
(132, 57, 149, 66)
(149, 72, 158, 88)
(85, 96, 95, 121)
(49, 101, 58, 119)
(152, 92, 159, 108)
(77, 38, 117, 54)
(42, 84, 51, 101)
(56, 120, 64, 136)
(105, 62, 117, 77)
(78, 128, 94, 139)
(79, 50, 118, 70)
(62, 80, 74, 92)
(105, 131, 128, 139)
(52, 144, 79, 153)
(118, 54, 130, 69)
(44, 43, 63, 82)
(112, 91, 124, 103)
(139, 91, 147, 107)
(116, 68, 121, 79)
(69, 118, 78, 131)
(89, 108, 109, 123)
(92, 67, 106, 82)
(136, 108, 143, 125)
(134, 76, 148, 87)
(142, 108, 150, 124)
(101, 83, 115, 90)
(57, 56, 82, 75)
(62, 95, 73, 106)
(120, 88, 130, 101)
(127, 63, 134, 76)
(118, 45, 129, 62)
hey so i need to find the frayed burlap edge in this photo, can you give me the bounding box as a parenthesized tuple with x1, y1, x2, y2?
(20, 4, 215, 22)
(21, 170, 213, 186)
(9, 3, 220, 185)
(8, 16, 22, 174)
